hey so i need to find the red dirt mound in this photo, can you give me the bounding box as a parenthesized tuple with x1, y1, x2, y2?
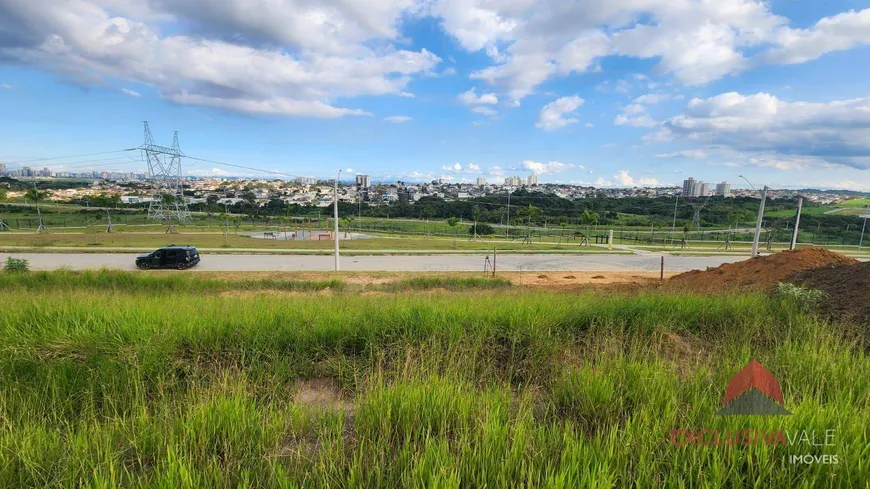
(669, 248, 858, 292)
(789, 261, 870, 325)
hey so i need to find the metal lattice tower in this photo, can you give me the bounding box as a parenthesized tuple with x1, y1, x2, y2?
(692, 195, 713, 229)
(140, 122, 190, 222)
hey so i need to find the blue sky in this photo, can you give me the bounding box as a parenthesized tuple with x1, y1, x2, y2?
(1, 0, 870, 190)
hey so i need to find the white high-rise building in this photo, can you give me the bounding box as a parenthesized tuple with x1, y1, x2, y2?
(355, 174, 371, 188)
(527, 173, 539, 186)
(682, 177, 695, 196)
(0, 163, 6, 175)
(715, 182, 731, 197)
(504, 176, 523, 186)
(476, 177, 486, 186)
(697, 182, 710, 197)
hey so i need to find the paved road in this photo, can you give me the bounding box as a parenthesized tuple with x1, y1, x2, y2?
(0, 252, 747, 272)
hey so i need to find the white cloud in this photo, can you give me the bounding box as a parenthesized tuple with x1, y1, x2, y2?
(536, 95, 584, 131)
(764, 8, 870, 65)
(0, 0, 440, 118)
(614, 104, 657, 128)
(457, 87, 499, 105)
(659, 92, 870, 169)
(441, 162, 482, 174)
(1, 83, 12, 89)
(433, 1, 869, 101)
(189, 167, 232, 176)
(638, 177, 660, 186)
(585, 122, 594, 128)
(398, 92, 415, 98)
(384, 116, 412, 123)
(120, 88, 141, 97)
(168, 92, 371, 118)
(472, 106, 498, 116)
(655, 150, 708, 159)
(633, 93, 669, 105)
(614, 170, 634, 186)
(344, 168, 356, 174)
(520, 160, 574, 174)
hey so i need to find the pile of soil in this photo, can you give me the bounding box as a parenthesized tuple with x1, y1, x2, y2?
(669, 248, 858, 292)
(790, 261, 870, 325)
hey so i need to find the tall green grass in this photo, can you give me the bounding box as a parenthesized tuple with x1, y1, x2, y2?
(0, 275, 867, 487)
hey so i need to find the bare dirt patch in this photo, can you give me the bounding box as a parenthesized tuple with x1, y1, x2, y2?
(790, 261, 870, 326)
(295, 378, 353, 412)
(656, 331, 711, 378)
(218, 290, 305, 299)
(668, 247, 857, 292)
(511, 272, 671, 289)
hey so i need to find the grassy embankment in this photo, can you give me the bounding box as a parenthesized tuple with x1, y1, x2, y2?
(0, 271, 868, 487)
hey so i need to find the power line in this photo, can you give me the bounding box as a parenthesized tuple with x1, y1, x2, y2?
(183, 155, 314, 180)
(2, 149, 137, 165)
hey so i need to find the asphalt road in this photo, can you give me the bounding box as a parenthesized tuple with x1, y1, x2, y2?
(0, 252, 747, 272)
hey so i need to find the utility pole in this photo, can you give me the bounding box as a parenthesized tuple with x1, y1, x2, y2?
(671, 194, 679, 246)
(859, 214, 869, 251)
(739, 175, 766, 258)
(223, 203, 229, 246)
(506, 189, 511, 239)
(105, 208, 113, 233)
(334, 170, 341, 271)
(789, 197, 803, 250)
(751, 186, 768, 257)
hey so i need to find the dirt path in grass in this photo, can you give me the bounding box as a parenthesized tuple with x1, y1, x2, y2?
(191, 270, 676, 290)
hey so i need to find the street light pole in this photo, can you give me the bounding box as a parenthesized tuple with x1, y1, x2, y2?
(790, 197, 803, 250)
(334, 170, 341, 271)
(740, 175, 767, 258)
(859, 215, 869, 251)
(671, 194, 679, 245)
(506, 188, 511, 239)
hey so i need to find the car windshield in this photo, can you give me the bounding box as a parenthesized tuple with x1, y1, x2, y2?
(187, 249, 198, 256)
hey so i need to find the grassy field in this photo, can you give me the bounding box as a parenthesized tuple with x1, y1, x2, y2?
(839, 198, 870, 208)
(1, 271, 867, 488)
(0, 231, 634, 253)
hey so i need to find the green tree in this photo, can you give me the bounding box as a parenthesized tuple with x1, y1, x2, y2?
(25, 187, 49, 203)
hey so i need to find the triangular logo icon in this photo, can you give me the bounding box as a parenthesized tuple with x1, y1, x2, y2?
(716, 360, 791, 416)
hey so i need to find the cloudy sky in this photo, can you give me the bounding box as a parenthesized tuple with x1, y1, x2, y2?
(1, 0, 870, 189)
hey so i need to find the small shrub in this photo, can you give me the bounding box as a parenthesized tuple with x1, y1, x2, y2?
(775, 282, 825, 312)
(468, 223, 495, 236)
(3, 257, 30, 273)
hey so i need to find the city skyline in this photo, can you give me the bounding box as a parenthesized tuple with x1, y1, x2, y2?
(1, 0, 870, 191)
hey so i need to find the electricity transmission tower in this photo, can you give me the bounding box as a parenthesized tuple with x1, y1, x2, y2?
(140, 122, 190, 223)
(692, 195, 713, 229)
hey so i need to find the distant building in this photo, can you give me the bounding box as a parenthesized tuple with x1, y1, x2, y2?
(716, 182, 732, 197)
(683, 177, 711, 197)
(476, 176, 486, 186)
(295, 176, 317, 185)
(505, 176, 524, 186)
(0, 163, 6, 175)
(355, 174, 371, 188)
(682, 177, 695, 196)
(527, 173, 539, 186)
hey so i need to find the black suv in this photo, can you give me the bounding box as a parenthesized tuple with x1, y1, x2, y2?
(136, 245, 200, 270)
